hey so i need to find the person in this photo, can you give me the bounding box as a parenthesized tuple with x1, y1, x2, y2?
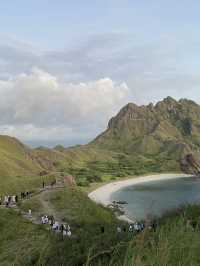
(52, 221, 59, 231)
(12, 195, 16, 204)
(129, 225, 133, 232)
(4, 196, 9, 207)
(0, 196, 2, 205)
(140, 223, 145, 231)
(134, 222, 140, 233)
(60, 224, 64, 233)
(67, 230, 72, 237)
(49, 218, 53, 227)
(28, 209, 32, 217)
(41, 216, 45, 224)
(117, 226, 122, 233)
(43, 215, 49, 224)
(8, 195, 11, 204)
(42, 181, 45, 189)
(100, 226, 105, 234)
(63, 229, 67, 237)
(15, 195, 18, 203)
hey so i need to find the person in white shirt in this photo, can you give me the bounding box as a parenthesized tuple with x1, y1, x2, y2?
(67, 230, 71, 237)
(63, 230, 67, 237)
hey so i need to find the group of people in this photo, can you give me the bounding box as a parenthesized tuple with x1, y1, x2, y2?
(116, 222, 145, 234)
(0, 195, 18, 207)
(41, 214, 72, 238)
(21, 191, 32, 199)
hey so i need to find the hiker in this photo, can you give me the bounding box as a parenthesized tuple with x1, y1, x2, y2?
(28, 209, 32, 217)
(60, 224, 64, 233)
(44, 215, 49, 224)
(140, 222, 145, 231)
(15, 195, 18, 203)
(49, 215, 55, 226)
(133, 222, 140, 233)
(67, 230, 72, 237)
(8, 195, 11, 204)
(63, 229, 67, 237)
(52, 221, 59, 231)
(4, 196, 9, 207)
(41, 216, 45, 224)
(12, 195, 16, 204)
(100, 226, 105, 234)
(129, 225, 133, 232)
(49, 218, 53, 227)
(117, 226, 122, 233)
(42, 181, 45, 189)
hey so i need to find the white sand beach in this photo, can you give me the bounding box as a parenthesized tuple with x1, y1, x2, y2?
(88, 173, 192, 222)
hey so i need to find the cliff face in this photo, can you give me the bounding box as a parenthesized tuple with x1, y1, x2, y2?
(180, 154, 200, 176)
(92, 97, 200, 162)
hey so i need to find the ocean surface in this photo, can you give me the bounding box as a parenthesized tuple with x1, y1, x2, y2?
(110, 176, 200, 220)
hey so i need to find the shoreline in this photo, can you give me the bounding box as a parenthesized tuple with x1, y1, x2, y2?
(88, 173, 192, 223)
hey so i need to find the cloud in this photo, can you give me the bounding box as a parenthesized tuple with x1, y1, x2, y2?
(1, 33, 200, 145)
(0, 68, 130, 144)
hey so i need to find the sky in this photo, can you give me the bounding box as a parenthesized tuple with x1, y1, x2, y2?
(0, 0, 200, 147)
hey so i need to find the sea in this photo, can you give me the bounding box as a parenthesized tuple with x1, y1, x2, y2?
(110, 176, 200, 221)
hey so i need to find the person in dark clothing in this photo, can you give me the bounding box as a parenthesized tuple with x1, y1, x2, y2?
(100, 226, 105, 233)
(42, 181, 45, 188)
(60, 224, 64, 233)
(8, 196, 11, 203)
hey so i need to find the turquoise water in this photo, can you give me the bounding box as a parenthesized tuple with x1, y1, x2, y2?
(110, 176, 200, 220)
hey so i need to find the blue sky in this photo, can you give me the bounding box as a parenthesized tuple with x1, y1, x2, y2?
(0, 1, 200, 146)
(1, 0, 200, 49)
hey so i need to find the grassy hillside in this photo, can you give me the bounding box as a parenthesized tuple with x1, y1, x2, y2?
(0, 187, 131, 266)
(3, 191, 200, 266)
(93, 204, 200, 266)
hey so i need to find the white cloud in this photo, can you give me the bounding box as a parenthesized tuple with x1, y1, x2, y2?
(0, 68, 130, 144)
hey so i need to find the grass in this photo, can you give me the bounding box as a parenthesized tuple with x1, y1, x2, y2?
(12, 187, 132, 266)
(0, 208, 51, 266)
(92, 205, 200, 266)
(4, 191, 200, 265)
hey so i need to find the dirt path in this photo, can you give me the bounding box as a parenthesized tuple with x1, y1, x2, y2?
(1, 185, 65, 226)
(37, 188, 61, 220)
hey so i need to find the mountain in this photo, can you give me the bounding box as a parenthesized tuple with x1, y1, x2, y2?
(92, 97, 200, 161)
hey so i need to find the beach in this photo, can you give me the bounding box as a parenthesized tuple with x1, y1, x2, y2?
(88, 173, 192, 222)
